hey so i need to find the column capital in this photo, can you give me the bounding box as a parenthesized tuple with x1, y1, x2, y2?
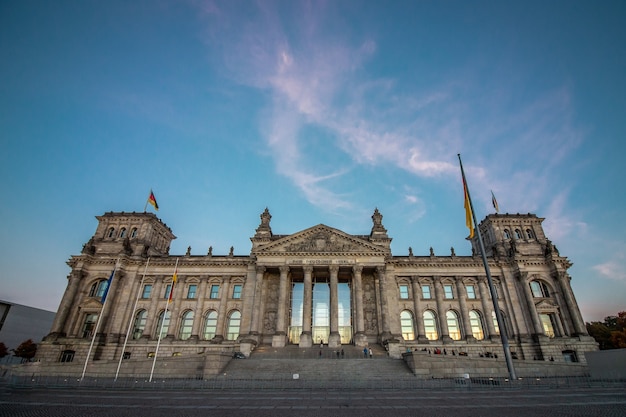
(303, 265, 314, 274)
(328, 265, 339, 275)
(255, 265, 266, 274)
(352, 265, 363, 275)
(279, 265, 290, 274)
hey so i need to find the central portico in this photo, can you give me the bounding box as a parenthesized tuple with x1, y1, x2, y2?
(249, 208, 392, 348)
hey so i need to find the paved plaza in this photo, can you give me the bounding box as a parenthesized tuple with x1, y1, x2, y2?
(1, 385, 625, 417)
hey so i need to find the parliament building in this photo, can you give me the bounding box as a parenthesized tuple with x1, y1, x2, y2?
(36, 208, 597, 376)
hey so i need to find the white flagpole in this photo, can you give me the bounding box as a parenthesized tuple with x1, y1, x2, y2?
(114, 257, 150, 381)
(149, 258, 178, 382)
(80, 258, 120, 381)
(458, 154, 516, 381)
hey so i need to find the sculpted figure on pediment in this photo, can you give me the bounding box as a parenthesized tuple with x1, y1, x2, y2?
(285, 231, 357, 253)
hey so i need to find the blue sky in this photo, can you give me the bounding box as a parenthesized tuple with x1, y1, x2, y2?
(1, 1, 624, 321)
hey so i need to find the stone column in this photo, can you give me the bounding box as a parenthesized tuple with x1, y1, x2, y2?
(272, 266, 290, 347)
(411, 277, 428, 343)
(300, 266, 313, 347)
(556, 272, 587, 335)
(328, 265, 341, 347)
(521, 278, 544, 336)
(214, 276, 231, 342)
(455, 277, 474, 341)
(376, 266, 392, 342)
(433, 278, 450, 342)
(352, 265, 367, 346)
(249, 266, 265, 339)
(49, 271, 82, 337)
(478, 277, 496, 339)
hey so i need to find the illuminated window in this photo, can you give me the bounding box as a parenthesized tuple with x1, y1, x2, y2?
(469, 310, 484, 340)
(447, 311, 462, 340)
(540, 313, 557, 338)
(227, 311, 241, 340)
(423, 310, 438, 340)
(132, 310, 147, 339)
(400, 310, 415, 340)
(81, 313, 98, 338)
(203, 311, 218, 340)
(179, 310, 194, 340)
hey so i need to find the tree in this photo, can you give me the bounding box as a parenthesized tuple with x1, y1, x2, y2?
(586, 311, 626, 350)
(0, 342, 8, 358)
(13, 339, 37, 362)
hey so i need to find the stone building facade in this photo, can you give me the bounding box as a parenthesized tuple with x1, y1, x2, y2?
(37, 208, 597, 370)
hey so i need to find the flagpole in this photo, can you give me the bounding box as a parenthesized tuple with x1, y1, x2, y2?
(114, 257, 150, 381)
(80, 258, 120, 381)
(458, 154, 517, 381)
(149, 258, 178, 382)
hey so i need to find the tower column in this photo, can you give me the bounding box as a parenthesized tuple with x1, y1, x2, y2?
(48, 271, 82, 337)
(376, 266, 393, 341)
(557, 272, 587, 335)
(272, 266, 290, 347)
(521, 277, 544, 336)
(299, 266, 313, 347)
(249, 266, 265, 339)
(433, 277, 450, 342)
(328, 265, 341, 348)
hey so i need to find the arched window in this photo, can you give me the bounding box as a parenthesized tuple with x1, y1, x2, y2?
(203, 311, 218, 340)
(119, 227, 127, 238)
(469, 310, 484, 340)
(107, 227, 115, 238)
(130, 227, 138, 238)
(132, 310, 147, 339)
(503, 229, 510, 239)
(526, 229, 534, 239)
(179, 310, 194, 340)
(423, 310, 438, 341)
(155, 310, 171, 339)
(226, 310, 241, 340)
(530, 280, 550, 298)
(514, 229, 522, 239)
(89, 280, 108, 298)
(400, 310, 415, 341)
(446, 311, 462, 340)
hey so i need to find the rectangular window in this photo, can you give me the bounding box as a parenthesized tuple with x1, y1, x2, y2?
(421, 285, 431, 299)
(466, 285, 476, 299)
(164, 284, 172, 299)
(232, 284, 242, 299)
(187, 285, 197, 299)
(210, 284, 219, 299)
(142, 284, 152, 299)
(444, 285, 454, 299)
(399, 284, 409, 299)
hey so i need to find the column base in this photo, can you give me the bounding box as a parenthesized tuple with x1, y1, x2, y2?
(328, 332, 341, 348)
(299, 332, 312, 348)
(272, 334, 287, 348)
(353, 332, 368, 347)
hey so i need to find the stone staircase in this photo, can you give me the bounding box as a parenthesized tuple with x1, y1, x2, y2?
(217, 345, 415, 389)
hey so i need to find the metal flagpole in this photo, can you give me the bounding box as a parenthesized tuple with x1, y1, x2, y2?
(458, 154, 517, 381)
(80, 258, 120, 381)
(149, 258, 178, 382)
(114, 257, 151, 381)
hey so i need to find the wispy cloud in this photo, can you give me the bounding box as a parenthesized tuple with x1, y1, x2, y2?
(200, 2, 586, 216)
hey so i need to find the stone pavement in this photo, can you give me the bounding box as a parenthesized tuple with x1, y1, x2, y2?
(1, 385, 625, 417)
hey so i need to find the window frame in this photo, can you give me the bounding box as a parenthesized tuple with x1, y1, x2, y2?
(399, 284, 409, 299)
(421, 285, 432, 299)
(209, 284, 220, 299)
(231, 284, 242, 299)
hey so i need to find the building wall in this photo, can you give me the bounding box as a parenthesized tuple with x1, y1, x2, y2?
(35, 209, 598, 375)
(0, 301, 55, 362)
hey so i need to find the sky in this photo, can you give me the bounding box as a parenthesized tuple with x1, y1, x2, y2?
(1, 0, 624, 322)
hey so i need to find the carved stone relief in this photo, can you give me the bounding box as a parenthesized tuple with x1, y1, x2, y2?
(362, 274, 379, 335)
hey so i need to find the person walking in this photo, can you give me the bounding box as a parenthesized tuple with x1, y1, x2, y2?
(369, 347, 373, 358)
(363, 347, 368, 358)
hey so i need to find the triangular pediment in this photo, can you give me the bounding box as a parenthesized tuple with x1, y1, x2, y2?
(79, 298, 104, 310)
(253, 224, 388, 256)
(535, 299, 558, 310)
